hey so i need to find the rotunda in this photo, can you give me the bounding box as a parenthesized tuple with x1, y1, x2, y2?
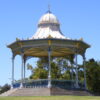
(7, 10, 90, 94)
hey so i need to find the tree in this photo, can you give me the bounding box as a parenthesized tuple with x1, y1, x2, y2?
(0, 84, 10, 94)
(27, 57, 72, 80)
(86, 59, 100, 94)
(27, 57, 48, 79)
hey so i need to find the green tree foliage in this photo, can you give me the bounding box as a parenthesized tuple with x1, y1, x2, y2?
(27, 57, 73, 80)
(0, 84, 10, 94)
(86, 59, 100, 94)
(27, 57, 48, 79)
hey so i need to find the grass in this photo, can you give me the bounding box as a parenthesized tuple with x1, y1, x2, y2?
(0, 96, 100, 100)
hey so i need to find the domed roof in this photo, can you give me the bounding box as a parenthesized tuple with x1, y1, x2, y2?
(38, 12, 60, 26)
(31, 11, 70, 40)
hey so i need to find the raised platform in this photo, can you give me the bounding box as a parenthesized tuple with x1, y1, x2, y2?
(0, 79, 91, 96)
(0, 87, 92, 96)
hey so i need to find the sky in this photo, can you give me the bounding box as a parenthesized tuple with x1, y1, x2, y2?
(0, 0, 100, 86)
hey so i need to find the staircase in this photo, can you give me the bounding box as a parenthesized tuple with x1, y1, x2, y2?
(0, 88, 18, 96)
(10, 88, 50, 96)
(51, 87, 92, 96)
(0, 87, 92, 96)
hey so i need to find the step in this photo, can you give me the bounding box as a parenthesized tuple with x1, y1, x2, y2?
(0, 87, 92, 96)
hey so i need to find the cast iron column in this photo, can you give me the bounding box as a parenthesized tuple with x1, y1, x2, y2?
(71, 63, 74, 81)
(48, 47, 51, 88)
(23, 58, 26, 82)
(20, 53, 24, 88)
(11, 54, 15, 89)
(71, 63, 74, 88)
(75, 53, 79, 88)
(83, 54, 87, 90)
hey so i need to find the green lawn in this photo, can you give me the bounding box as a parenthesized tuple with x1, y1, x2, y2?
(0, 96, 100, 100)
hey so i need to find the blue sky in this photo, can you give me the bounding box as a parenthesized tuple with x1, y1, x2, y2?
(0, 0, 100, 86)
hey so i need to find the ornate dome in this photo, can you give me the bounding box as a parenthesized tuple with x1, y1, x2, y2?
(38, 12, 60, 26)
(31, 11, 70, 39)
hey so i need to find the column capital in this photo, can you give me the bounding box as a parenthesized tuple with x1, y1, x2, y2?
(12, 53, 16, 60)
(21, 53, 24, 57)
(82, 53, 86, 60)
(75, 47, 78, 53)
(23, 55, 28, 63)
(20, 48, 24, 56)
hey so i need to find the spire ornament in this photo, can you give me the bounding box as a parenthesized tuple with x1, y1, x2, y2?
(48, 4, 51, 13)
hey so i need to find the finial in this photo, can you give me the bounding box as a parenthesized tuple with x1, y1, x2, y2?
(48, 4, 51, 13)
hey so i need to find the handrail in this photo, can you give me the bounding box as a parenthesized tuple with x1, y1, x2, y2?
(13, 79, 84, 84)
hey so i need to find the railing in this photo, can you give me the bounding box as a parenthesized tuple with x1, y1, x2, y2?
(13, 79, 85, 90)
